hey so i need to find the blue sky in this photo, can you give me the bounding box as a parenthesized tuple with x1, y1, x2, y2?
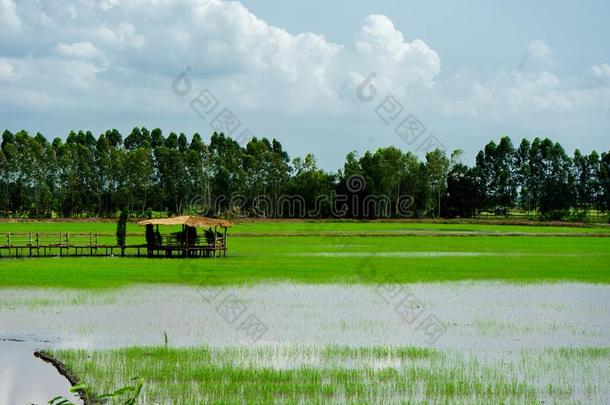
(0, 0, 608, 169)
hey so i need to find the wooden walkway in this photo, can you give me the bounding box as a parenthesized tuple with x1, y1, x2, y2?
(0, 232, 227, 258)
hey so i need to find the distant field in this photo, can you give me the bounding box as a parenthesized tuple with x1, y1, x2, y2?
(1, 219, 610, 238)
(1, 236, 609, 288)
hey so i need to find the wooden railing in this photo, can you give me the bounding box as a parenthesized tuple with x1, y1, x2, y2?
(0, 232, 227, 258)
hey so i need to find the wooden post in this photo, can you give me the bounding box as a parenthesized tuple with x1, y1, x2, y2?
(223, 227, 227, 257)
(184, 224, 188, 257)
(7, 233, 11, 257)
(29, 233, 32, 257)
(213, 226, 217, 258)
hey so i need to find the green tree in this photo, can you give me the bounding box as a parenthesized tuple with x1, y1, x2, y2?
(515, 139, 531, 212)
(290, 153, 335, 217)
(0, 148, 8, 212)
(475, 136, 517, 212)
(573, 150, 600, 213)
(424, 149, 450, 218)
(599, 151, 610, 213)
(116, 209, 128, 254)
(442, 163, 483, 218)
(155, 146, 189, 214)
(124, 147, 154, 213)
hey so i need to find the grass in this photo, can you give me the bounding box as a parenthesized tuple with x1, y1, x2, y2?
(2, 220, 606, 403)
(1, 219, 609, 248)
(0, 236, 609, 288)
(48, 345, 610, 404)
(1, 218, 610, 237)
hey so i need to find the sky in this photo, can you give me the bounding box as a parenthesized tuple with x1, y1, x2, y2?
(0, 0, 609, 170)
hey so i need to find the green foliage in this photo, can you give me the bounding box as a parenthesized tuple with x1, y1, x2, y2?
(116, 209, 128, 246)
(442, 163, 483, 218)
(145, 224, 155, 246)
(2, 128, 609, 220)
(46, 377, 143, 405)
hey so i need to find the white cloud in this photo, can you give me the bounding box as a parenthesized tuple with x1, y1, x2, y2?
(0, 0, 444, 112)
(0, 0, 21, 31)
(0, 60, 15, 80)
(56, 41, 104, 60)
(519, 40, 554, 71)
(591, 63, 610, 84)
(99, 0, 121, 11)
(95, 22, 145, 49)
(355, 15, 441, 87)
(0, 0, 608, 124)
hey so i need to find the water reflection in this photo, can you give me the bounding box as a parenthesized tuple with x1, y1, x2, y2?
(0, 341, 81, 405)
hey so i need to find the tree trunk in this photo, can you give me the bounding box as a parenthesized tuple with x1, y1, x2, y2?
(437, 190, 441, 218)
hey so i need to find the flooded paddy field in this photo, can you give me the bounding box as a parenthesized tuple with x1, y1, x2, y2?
(1, 282, 609, 403)
(1, 221, 609, 403)
(1, 282, 609, 350)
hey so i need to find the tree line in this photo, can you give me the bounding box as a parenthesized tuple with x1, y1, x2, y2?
(1, 128, 609, 220)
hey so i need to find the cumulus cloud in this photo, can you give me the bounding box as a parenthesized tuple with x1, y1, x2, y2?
(436, 39, 610, 117)
(0, 0, 608, 125)
(0, 60, 15, 80)
(95, 23, 145, 49)
(99, 0, 121, 11)
(519, 39, 554, 71)
(591, 63, 610, 85)
(0, 0, 446, 113)
(0, 0, 21, 31)
(355, 15, 440, 85)
(56, 41, 105, 60)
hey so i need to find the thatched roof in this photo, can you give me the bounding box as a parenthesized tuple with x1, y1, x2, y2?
(137, 215, 233, 228)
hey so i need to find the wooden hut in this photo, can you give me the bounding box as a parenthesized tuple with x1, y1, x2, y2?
(137, 216, 233, 257)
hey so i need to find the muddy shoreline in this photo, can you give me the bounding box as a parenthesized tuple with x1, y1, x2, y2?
(35, 350, 95, 405)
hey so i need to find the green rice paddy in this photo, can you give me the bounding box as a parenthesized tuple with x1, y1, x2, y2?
(1, 218, 609, 236)
(0, 235, 609, 288)
(2, 219, 609, 403)
(48, 345, 610, 404)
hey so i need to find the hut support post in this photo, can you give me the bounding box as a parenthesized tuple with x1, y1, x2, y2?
(223, 227, 227, 257)
(213, 226, 217, 258)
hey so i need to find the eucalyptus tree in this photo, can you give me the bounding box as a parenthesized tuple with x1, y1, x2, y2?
(208, 132, 246, 212)
(599, 151, 610, 213)
(475, 136, 517, 212)
(154, 144, 189, 214)
(573, 150, 600, 213)
(0, 148, 8, 212)
(515, 138, 532, 212)
(424, 149, 450, 218)
(290, 153, 336, 217)
(95, 134, 114, 215)
(442, 163, 483, 218)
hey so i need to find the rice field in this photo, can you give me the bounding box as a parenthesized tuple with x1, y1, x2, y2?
(47, 346, 610, 404)
(1, 218, 609, 237)
(1, 235, 610, 288)
(0, 219, 609, 404)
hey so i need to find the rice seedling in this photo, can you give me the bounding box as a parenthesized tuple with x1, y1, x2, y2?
(48, 345, 610, 404)
(1, 235, 609, 288)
